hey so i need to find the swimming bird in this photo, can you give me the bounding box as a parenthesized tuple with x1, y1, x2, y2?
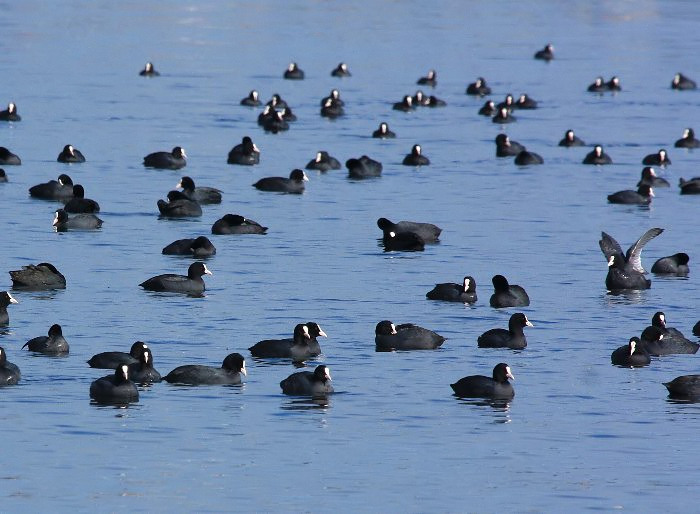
(249, 322, 328, 359)
(139, 261, 211, 294)
(162, 236, 216, 258)
(393, 95, 415, 112)
(139, 62, 159, 76)
(492, 107, 515, 124)
(466, 77, 491, 96)
(679, 177, 700, 194)
(0, 292, 18, 326)
(0, 102, 20, 121)
(253, 169, 308, 193)
(558, 129, 585, 147)
(320, 89, 344, 107)
(211, 214, 267, 235)
(372, 122, 396, 138)
(0, 147, 21, 165)
(306, 151, 341, 172)
(266, 94, 288, 110)
(281, 107, 297, 122)
(642, 315, 698, 355)
(0, 169, 6, 182)
(642, 149, 671, 166)
(88, 341, 149, 369)
(261, 108, 289, 133)
(157, 191, 202, 217)
(587, 77, 607, 93)
(320, 97, 344, 118)
(227, 136, 260, 165)
(417, 69, 437, 87)
(22, 324, 69, 354)
(610, 337, 650, 367)
(426, 95, 446, 107)
(674, 128, 700, 148)
(346, 156, 382, 179)
(164, 353, 246, 385)
(280, 365, 333, 396)
(90, 364, 139, 403)
(375, 320, 445, 351)
(426, 276, 477, 303)
(651, 253, 689, 275)
(64, 185, 100, 213)
(495, 134, 525, 157)
(599, 228, 663, 290)
(637, 167, 669, 188)
(240, 90, 261, 106)
(9, 262, 66, 289)
(143, 146, 186, 169)
(607, 184, 653, 205)
(0, 347, 20, 385)
(377, 217, 441, 243)
(53, 209, 103, 231)
(478, 100, 496, 116)
(57, 144, 85, 163)
(29, 174, 74, 200)
(402, 144, 430, 166)
(331, 62, 351, 77)
(671, 72, 696, 90)
(478, 313, 533, 349)
(127, 348, 161, 384)
(177, 176, 222, 204)
(534, 43, 554, 60)
(514, 94, 537, 109)
(583, 145, 612, 165)
(450, 363, 514, 399)
(382, 231, 425, 252)
(606, 76, 621, 91)
(489, 275, 530, 307)
(514, 150, 544, 165)
(283, 62, 304, 80)
(664, 375, 700, 400)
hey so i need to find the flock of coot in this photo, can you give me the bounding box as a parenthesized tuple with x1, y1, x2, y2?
(2, 49, 700, 405)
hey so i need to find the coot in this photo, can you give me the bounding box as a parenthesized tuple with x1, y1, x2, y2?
(90, 364, 139, 403)
(253, 169, 308, 193)
(489, 275, 530, 307)
(211, 214, 267, 235)
(177, 176, 222, 204)
(22, 324, 69, 354)
(9, 262, 66, 289)
(599, 228, 663, 290)
(451, 363, 514, 399)
(280, 365, 333, 396)
(0, 291, 18, 326)
(402, 144, 430, 166)
(611, 337, 650, 367)
(0, 347, 20, 385)
(57, 144, 85, 163)
(477, 313, 533, 349)
(375, 320, 445, 351)
(162, 236, 217, 258)
(227, 136, 260, 165)
(426, 276, 477, 303)
(164, 353, 246, 385)
(139, 261, 212, 294)
(143, 146, 186, 169)
(88, 341, 149, 369)
(157, 191, 202, 218)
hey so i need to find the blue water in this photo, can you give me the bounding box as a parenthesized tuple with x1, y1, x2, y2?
(1, 1, 700, 511)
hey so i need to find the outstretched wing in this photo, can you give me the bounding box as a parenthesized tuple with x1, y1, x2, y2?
(626, 227, 664, 273)
(599, 232, 624, 261)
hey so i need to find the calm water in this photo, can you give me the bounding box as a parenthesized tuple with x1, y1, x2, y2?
(1, 1, 700, 511)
